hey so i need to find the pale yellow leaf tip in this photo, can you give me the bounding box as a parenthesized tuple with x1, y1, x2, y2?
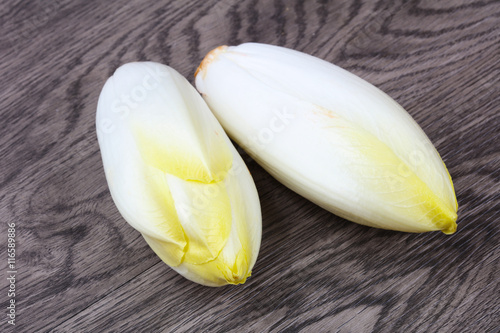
(441, 219, 457, 235)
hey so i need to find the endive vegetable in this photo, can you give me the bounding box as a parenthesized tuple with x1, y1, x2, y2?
(195, 43, 458, 234)
(96, 62, 261, 286)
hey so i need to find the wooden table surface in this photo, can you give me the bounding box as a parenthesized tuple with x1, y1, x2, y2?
(1, 0, 499, 332)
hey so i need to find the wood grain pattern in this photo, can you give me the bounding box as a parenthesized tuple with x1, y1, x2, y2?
(0, 0, 498, 332)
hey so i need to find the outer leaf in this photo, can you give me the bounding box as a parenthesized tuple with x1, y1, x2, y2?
(96, 62, 261, 286)
(195, 43, 457, 234)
